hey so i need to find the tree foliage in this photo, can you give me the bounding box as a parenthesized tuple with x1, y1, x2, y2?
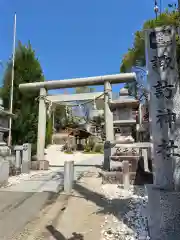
(54, 103, 79, 130)
(53, 86, 97, 131)
(120, 11, 180, 73)
(120, 10, 180, 101)
(75, 86, 95, 94)
(54, 104, 66, 131)
(1, 41, 44, 153)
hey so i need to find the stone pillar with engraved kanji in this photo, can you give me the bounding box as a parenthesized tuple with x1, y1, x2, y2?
(147, 26, 180, 189)
(145, 26, 180, 240)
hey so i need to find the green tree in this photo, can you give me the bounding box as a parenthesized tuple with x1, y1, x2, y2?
(54, 104, 66, 131)
(121, 11, 180, 73)
(120, 11, 180, 99)
(75, 86, 95, 94)
(1, 41, 44, 154)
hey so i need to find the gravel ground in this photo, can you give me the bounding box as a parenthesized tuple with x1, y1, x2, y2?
(45, 145, 103, 166)
(100, 184, 150, 240)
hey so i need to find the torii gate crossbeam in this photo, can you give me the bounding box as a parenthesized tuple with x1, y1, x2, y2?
(19, 73, 136, 91)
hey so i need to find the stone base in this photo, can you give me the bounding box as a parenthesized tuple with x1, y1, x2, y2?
(9, 166, 17, 176)
(39, 160, 49, 170)
(100, 170, 136, 184)
(100, 169, 153, 185)
(15, 168, 21, 175)
(146, 185, 180, 240)
(31, 161, 40, 170)
(21, 162, 30, 174)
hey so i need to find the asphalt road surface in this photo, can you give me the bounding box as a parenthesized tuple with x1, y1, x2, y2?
(0, 155, 103, 239)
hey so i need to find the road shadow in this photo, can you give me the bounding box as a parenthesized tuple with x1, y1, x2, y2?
(46, 225, 84, 240)
(73, 182, 141, 233)
(44, 187, 64, 205)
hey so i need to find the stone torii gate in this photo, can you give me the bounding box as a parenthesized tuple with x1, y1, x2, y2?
(19, 73, 136, 161)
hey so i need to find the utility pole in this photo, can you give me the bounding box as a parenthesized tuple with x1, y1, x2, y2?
(160, 0, 162, 14)
(154, 0, 159, 19)
(8, 13, 17, 146)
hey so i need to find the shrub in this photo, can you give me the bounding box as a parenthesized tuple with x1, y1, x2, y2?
(93, 143, 104, 153)
(84, 143, 91, 152)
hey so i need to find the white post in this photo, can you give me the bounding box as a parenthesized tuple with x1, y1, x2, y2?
(15, 150, 21, 169)
(8, 13, 17, 146)
(122, 161, 130, 189)
(37, 88, 47, 161)
(64, 161, 74, 194)
(140, 148, 150, 172)
(14, 145, 23, 173)
(22, 143, 31, 173)
(139, 103, 142, 125)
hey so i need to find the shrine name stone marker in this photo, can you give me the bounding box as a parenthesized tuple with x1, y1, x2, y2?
(145, 26, 180, 240)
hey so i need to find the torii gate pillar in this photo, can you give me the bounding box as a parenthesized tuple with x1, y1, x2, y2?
(37, 88, 47, 161)
(104, 81, 114, 141)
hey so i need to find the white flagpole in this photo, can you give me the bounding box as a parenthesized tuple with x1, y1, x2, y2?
(8, 13, 16, 146)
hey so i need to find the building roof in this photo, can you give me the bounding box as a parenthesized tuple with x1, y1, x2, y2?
(56, 127, 93, 139)
(69, 128, 92, 139)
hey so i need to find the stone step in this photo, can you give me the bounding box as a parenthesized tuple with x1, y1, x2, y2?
(113, 142, 152, 148)
(110, 155, 140, 161)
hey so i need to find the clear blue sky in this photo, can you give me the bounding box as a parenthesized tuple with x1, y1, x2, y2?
(0, 0, 171, 94)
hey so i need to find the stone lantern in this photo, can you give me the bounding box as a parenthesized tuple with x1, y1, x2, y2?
(0, 98, 15, 158)
(109, 88, 139, 143)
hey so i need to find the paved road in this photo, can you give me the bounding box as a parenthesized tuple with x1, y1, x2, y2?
(0, 154, 103, 239)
